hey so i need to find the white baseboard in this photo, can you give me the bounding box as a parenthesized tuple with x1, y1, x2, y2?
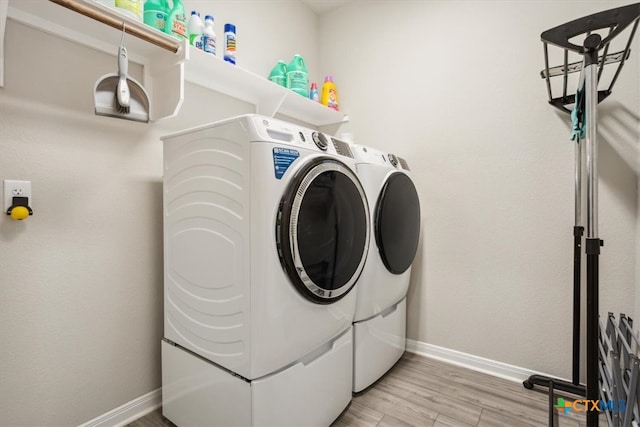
(78, 388, 162, 427)
(405, 339, 558, 384)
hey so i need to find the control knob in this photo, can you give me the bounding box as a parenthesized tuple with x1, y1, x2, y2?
(312, 132, 329, 151)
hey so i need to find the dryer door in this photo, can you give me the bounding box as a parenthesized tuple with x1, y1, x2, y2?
(375, 172, 421, 274)
(277, 158, 369, 304)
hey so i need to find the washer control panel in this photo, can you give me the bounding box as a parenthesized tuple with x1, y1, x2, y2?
(252, 116, 355, 159)
(331, 138, 353, 159)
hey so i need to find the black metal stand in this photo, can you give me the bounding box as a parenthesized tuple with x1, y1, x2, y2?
(582, 36, 602, 427)
(586, 238, 602, 427)
(527, 4, 640, 427)
(572, 225, 583, 386)
(523, 374, 585, 396)
(522, 226, 585, 397)
(522, 129, 587, 403)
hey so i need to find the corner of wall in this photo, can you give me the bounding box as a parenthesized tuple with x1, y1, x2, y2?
(636, 176, 640, 323)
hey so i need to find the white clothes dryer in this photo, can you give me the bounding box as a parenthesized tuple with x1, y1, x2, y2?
(350, 144, 421, 393)
(161, 115, 370, 426)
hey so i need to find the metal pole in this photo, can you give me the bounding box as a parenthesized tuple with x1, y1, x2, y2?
(549, 380, 556, 427)
(573, 137, 583, 386)
(583, 33, 601, 427)
(575, 140, 582, 228)
(585, 64, 598, 239)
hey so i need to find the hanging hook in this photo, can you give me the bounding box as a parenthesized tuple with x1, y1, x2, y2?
(120, 22, 126, 47)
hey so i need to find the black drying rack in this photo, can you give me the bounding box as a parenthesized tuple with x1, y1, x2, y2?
(523, 4, 640, 427)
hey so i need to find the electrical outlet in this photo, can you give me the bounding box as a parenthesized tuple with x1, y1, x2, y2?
(4, 180, 32, 212)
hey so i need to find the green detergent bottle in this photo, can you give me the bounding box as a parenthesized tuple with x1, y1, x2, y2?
(286, 55, 309, 97)
(143, 0, 169, 32)
(269, 61, 288, 88)
(165, 0, 187, 40)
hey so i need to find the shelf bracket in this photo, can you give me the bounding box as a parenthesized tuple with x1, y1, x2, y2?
(257, 92, 288, 118)
(144, 38, 188, 121)
(0, 0, 8, 87)
(318, 118, 349, 136)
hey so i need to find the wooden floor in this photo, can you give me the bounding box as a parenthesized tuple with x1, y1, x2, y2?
(128, 352, 593, 427)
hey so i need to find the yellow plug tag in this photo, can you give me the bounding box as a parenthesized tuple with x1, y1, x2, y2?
(10, 206, 30, 220)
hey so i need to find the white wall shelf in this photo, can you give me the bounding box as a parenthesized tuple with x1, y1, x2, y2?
(184, 47, 348, 127)
(2, 0, 349, 127)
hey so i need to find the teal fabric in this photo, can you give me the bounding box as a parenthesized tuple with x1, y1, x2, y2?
(570, 88, 586, 141)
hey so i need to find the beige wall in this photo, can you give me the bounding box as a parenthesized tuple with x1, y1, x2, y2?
(1, 1, 638, 425)
(319, 0, 639, 379)
(0, 1, 318, 425)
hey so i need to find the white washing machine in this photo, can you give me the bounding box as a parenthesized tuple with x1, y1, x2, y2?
(161, 115, 370, 426)
(350, 144, 421, 393)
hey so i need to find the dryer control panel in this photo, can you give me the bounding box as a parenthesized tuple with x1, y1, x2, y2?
(350, 144, 411, 171)
(398, 157, 410, 171)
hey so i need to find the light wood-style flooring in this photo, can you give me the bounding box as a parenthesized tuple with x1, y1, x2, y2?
(128, 352, 594, 427)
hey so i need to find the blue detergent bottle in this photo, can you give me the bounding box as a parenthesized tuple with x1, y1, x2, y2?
(224, 23, 236, 64)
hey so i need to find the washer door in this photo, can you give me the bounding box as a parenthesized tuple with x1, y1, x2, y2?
(375, 172, 421, 274)
(277, 158, 370, 304)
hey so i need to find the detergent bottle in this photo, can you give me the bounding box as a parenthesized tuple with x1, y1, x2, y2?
(321, 75, 339, 111)
(143, 0, 169, 32)
(269, 61, 288, 87)
(115, 0, 143, 21)
(165, 0, 187, 40)
(309, 82, 319, 102)
(202, 15, 217, 55)
(187, 11, 204, 49)
(286, 55, 309, 97)
(224, 23, 237, 64)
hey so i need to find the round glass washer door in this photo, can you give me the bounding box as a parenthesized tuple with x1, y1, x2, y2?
(375, 172, 421, 275)
(277, 158, 370, 304)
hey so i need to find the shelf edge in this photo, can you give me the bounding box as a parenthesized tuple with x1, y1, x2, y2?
(4, 0, 350, 126)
